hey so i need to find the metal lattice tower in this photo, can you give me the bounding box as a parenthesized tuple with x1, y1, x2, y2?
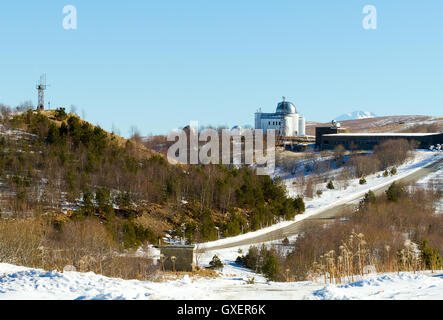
(36, 74, 48, 110)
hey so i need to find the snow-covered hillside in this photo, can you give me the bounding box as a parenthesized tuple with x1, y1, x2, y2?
(335, 111, 377, 121)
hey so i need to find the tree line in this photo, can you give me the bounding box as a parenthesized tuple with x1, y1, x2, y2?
(0, 108, 305, 245)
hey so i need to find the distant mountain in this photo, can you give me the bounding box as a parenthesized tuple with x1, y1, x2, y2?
(335, 111, 377, 121)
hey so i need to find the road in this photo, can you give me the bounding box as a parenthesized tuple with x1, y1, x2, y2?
(202, 155, 443, 252)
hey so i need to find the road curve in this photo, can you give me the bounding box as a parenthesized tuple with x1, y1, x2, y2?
(202, 155, 443, 252)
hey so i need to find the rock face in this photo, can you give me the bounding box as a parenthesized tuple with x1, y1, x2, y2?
(335, 111, 377, 121)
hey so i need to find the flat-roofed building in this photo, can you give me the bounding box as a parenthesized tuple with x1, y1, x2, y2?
(317, 130, 443, 150)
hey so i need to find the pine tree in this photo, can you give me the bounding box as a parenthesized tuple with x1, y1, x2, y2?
(262, 255, 281, 281)
(209, 255, 223, 269)
(386, 182, 404, 202)
(419, 238, 442, 272)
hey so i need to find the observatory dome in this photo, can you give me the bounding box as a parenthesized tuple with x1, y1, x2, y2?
(276, 99, 296, 114)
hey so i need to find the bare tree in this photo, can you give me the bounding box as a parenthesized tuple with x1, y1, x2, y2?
(16, 101, 34, 113)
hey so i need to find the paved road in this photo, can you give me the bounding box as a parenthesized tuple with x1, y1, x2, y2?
(202, 155, 443, 252)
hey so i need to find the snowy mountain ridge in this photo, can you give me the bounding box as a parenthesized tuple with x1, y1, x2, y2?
(335, 111, 377, 121)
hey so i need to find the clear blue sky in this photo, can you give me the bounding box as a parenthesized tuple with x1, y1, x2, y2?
(1, 1, 442, 136)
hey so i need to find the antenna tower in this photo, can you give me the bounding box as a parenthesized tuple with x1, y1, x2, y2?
(36, 74, 49, 110)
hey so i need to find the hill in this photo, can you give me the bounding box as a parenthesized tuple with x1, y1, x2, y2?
(0, 108, 303, 247)
(306, 115, 443, 136)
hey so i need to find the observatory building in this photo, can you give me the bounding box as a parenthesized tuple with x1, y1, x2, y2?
(255, 98, 306, 137)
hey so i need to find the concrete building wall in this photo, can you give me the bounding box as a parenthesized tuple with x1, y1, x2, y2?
(298, 117, 306, 136)
(289, 113, 300, 136)
(255, 112, 305, 137)
(159, 245, 195, 272)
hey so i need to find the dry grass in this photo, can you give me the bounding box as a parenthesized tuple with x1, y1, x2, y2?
(0, 219, 46, 268)
(0, 217, 160, 281)
(283, 187, 443, 283)
(159, 268, 219, 282)
(308, 231, 427, 285)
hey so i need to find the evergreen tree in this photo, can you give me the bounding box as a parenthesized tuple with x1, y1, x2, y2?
(262, 255, 281, 281)
(54, 108, 68, 121)
(386, 182, 404, 202)
(420, 238, 442, 271)
(209, 255, 223, 269)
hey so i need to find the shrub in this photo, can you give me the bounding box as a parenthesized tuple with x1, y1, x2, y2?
(348, 155, 380, 178)
(327, 180, 335, 190)
(54, 108, 68, 121)
(390, 167, 397, 176)
(243, 246, 260, 270)
(419, 238, 442, 271)
(245, 277, 255, 284)
(383, 170, 389, 177)
(316, 190, 323, 198)
(359, 177, 367, 185)
(364, 190, 376, 204)
(292, 196, 306, 214)
(359, 190, 377, 210)
(96, 187, 111, 209)
(121, 221, 156, 249)
(209, 255, 223, 269)
(333, 145, 345, 165)
(386, 182, 404, 202)
(282, 237, 290, 246)
(262, 255, 281, 281)
(374, 139, 411, 170)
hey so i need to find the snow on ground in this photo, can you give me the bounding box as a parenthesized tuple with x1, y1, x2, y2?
(0, 262, 441, 300)
(200, 151, 443, 250)
(311, 272, 443, 300)
(413, 159, 443, 213)
(1, 230, 441, 300)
